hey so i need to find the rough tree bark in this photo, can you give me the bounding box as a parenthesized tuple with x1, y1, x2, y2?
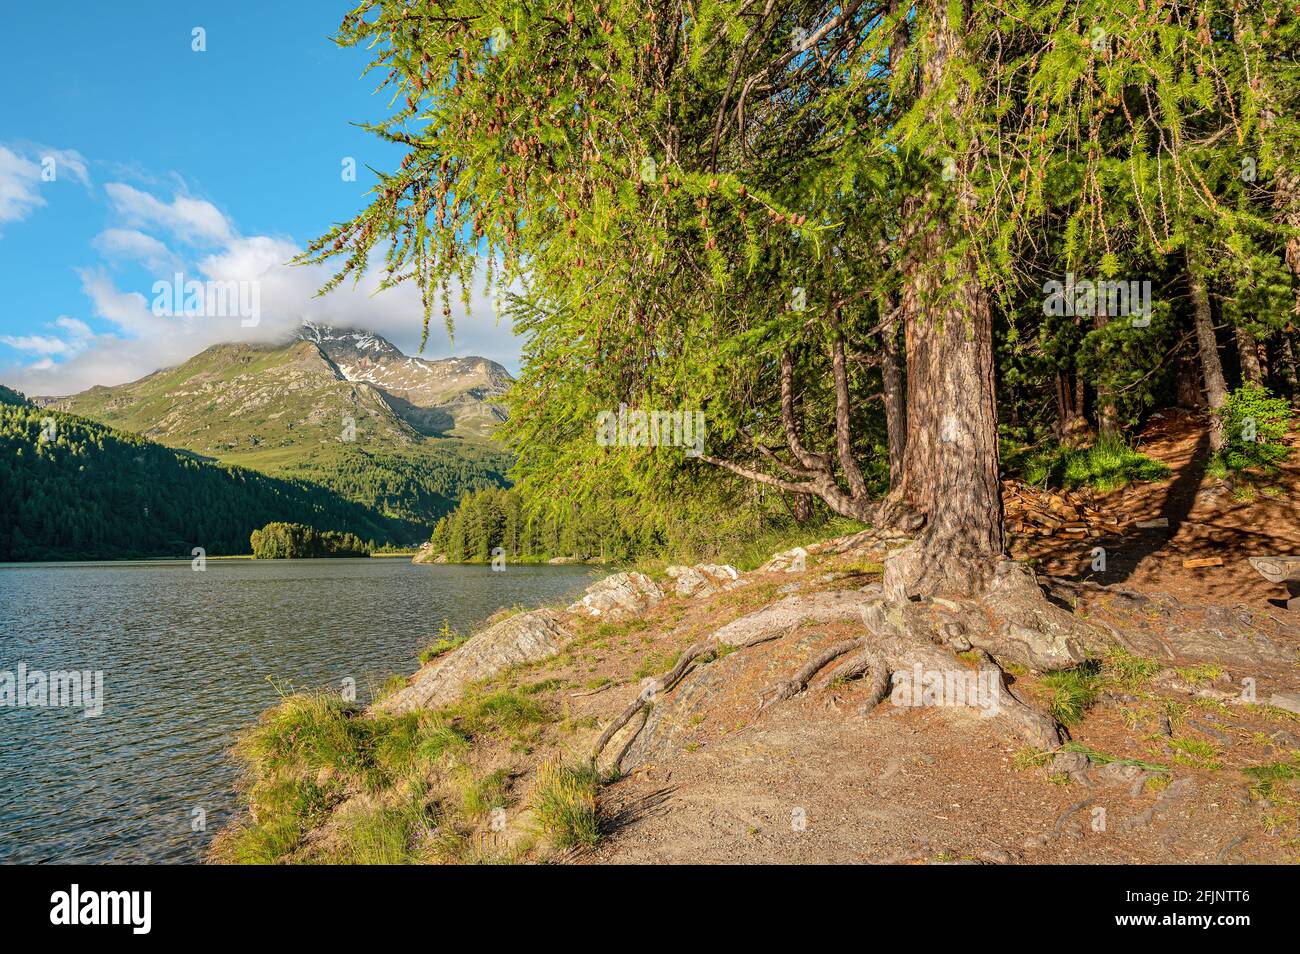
(1054, 370, 1090, 445)
(1091, 315, 1121, 441)
(880, 300, 907, 488)
(890, 6, 1004, 598)
(1189, 262, 1229, 453)
(1279, 334, 1300, 404)
(1236, 326, 1263, 386)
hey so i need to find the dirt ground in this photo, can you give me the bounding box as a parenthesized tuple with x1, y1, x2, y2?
(516, 412, 1300, 864)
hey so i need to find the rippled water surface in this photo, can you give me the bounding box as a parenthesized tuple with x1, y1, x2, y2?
(0, 558, 596, 864)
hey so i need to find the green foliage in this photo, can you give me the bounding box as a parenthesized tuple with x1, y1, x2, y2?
(0, 384, 28, 407)
(0, 405, 408, 560)
(427, 482, 861, 567)
(224, 692, 472, 863)
(528, 758, 600, 851)
(1038, 662, 1102, 726)
(296, 0, 1300, 548)
(1102, 647, 1163, 691)
(419, 620, 468, 665)
(1214, 384, 1294, 474)
(1011, 437, 1171, 492)
(249, 522, 371, 559)
(453, 688, 550, 739)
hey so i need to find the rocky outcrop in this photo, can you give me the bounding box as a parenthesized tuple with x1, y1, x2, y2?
(757, 529, 914, 573)
(411, 543, 445, 564)
(566, 572, 664, 620)
(758, 547, 809, 574)
(664, 563, 740, 597)
(374, 609, 571, 714)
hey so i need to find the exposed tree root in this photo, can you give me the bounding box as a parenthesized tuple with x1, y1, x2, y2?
(592, 584, 1073, 771)
(758, 638, 864, 709)
(594, 544, 1290, 776)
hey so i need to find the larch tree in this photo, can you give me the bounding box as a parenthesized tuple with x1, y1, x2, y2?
(300, 0, 1299, 754)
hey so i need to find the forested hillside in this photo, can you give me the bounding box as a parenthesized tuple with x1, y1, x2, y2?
(50, 331, 512, 529)
(0, 405, 421, 560)
(0, 385, 27, 408)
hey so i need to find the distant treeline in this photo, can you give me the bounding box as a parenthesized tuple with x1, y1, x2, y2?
(250, 522, 370, 559)
(0, 405, 414, 561)
(425, 479, 793, 567)
(428, 486, 642, 563)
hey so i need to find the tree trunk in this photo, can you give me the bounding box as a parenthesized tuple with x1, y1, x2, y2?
(890, 4, 1004, 598)
(880, 301, 907, 488)
(1090, 311, 1121, 441)
(1175, 348, 1205, 408)
(1236, 326, 1263, 386)
(1054, 370, 1089, 446)
(1278, 333, 1299, 404)
(1189, 264, 1228, 452)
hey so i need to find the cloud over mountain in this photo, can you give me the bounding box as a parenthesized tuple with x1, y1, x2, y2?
(1, 180, 520, 396)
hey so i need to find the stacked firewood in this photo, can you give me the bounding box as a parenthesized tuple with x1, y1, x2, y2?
(1002, 480, 1122, 538)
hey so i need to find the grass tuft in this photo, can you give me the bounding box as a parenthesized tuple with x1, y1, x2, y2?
(1038, 661, 1102, 725)
(529, 758, 600, 850)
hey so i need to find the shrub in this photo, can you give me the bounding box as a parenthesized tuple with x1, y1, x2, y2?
(1213, 384, 1293, 475)
(529, 758, 600, 850)
(1013, 437, 1169, 492)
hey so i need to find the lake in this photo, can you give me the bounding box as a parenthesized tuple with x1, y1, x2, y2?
(0, 558, 597, 864)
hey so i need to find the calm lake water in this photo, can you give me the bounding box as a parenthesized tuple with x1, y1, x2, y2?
(0, 558, 596, 864)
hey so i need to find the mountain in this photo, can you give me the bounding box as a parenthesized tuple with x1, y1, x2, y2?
(0, 403, 416, 560)
(46, 325, 514, 532)
(296, 321, 511, 440)
(0, 384, 28, 407)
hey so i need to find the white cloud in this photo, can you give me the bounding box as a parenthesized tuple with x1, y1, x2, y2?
(0, 145, 90, 229)
(104, 182, 234, 246)
(93, 228, 181, 272)
(0, 315, 93, 357)
(40, 149, 91, 188)
(0, 333, 75, 355)
(0, 183, 521, 396)
(0, 147, 45, 225)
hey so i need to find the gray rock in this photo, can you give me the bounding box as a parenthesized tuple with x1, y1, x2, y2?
(1097, 762, 1143, 786)
(664, 563, 739, 597)
(1157, 777, 1197, 805)
(566, 571, 664, 619)
(1268, 691, 1300, 716)
(757, 546, 809, 573)
(374, 609, 571, 714)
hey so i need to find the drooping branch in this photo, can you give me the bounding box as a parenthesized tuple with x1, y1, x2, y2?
(701, 335, 920, 531)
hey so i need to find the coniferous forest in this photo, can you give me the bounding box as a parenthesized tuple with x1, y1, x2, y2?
(0, 404, 418, 560)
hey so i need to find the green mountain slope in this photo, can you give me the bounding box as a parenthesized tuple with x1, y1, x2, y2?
(0, 384, 28, 407)
(0, 404, 425, 561)
(48, 330, 512, 528)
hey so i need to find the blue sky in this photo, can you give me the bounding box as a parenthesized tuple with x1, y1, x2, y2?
(0, 2, 518, 396)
